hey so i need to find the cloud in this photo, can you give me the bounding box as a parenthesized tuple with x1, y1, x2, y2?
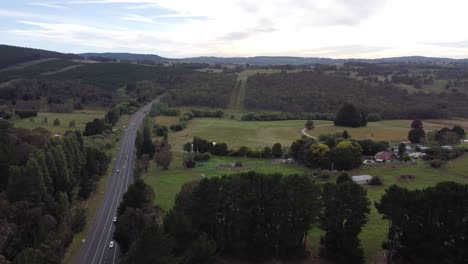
(29, 2, 67, 9)
(427, 40, 468, 49)
(122, 14, 153, 23)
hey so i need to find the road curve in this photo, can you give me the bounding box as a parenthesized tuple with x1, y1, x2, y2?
(76, 97, 159, 264)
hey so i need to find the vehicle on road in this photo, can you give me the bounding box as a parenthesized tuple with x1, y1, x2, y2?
(109, 241, 114, 248)
(116, 169, 120, 173)
(113, 216, 117, 222)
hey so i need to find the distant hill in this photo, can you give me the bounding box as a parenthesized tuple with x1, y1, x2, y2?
(80, 52, 166, 62)
(0, 45, 80, 70)
(178, 56, 465, 65)
(177, 56, 341, 65)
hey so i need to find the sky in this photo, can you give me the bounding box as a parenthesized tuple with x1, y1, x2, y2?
(1, 0, 468, 58)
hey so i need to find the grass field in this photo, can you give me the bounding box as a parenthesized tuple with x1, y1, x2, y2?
(145, 115, 468, 263)
(12, 110, 105, 133)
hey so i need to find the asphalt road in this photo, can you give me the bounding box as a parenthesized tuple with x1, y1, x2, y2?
(76, 98, 157, 264)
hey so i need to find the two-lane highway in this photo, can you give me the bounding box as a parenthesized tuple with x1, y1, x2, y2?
(76, 97, 159, 264)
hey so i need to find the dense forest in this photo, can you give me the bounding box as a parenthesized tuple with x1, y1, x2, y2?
(245, 71, 468, 119)
(0, 121, 110, 263)
(0, 45, 79, 70)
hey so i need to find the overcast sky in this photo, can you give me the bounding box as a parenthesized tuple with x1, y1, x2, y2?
(1, 0, 468, 58)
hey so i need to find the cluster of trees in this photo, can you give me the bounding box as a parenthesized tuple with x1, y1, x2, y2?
(376, 182, 468, 263)
(428, 126, 465, 145)
(0, 121, 110, 263)
(334, 104, 367, 127)
(170, 73, 237, 108)
(0, 44, 79, 70)
(187, 136, 284, 159)
(136, 119, 173, 170)
(241, 112, 334, 121)
(150, 103, 180, 117)
(290, 135, 367, 170)
(105, 101, 138, 125)
(0, 78, 116, 117)
(244, 71, 468, 119)
(121, 172, 371, 263)
(14, 109, 38, 119)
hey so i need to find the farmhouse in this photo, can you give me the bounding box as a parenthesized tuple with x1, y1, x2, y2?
(352, 175, 373, 184)
(374, 151, 392, 162)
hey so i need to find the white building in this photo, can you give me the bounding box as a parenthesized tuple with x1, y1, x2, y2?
(352, 175, 373, 184)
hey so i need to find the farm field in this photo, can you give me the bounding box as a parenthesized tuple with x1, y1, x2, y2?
(12, 110, 105, 133)
(144, 115, 468, 263)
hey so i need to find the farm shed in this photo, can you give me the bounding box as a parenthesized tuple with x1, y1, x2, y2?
(352, 175, 373, 184)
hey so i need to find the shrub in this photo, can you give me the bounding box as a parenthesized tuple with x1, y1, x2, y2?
(430, 159, 444, 168)
(15, 109, 38, 119)
(53, 118, 61, 126)
(183, 155, 196, 168)
(193, 152, 211, 162)
(367, 112, 382, 122)
(318, 170, 332, 180)
(369, 176, 383, 186)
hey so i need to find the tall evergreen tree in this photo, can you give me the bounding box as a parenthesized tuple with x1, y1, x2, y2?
(320, 181, 370, 264)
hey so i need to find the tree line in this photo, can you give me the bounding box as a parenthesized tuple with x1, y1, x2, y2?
(244, 71, 468, 119)
(0, 121, 110, 263)
(116, 172, 371, 263)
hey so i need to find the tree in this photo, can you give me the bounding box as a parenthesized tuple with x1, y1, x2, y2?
(398, 143, 406, 161)
(139, 126, 155, 157)
(68, 120, 76, 128)
(411, 119, 423, 129)
(375, 182, 468, 264)
(154, 140, 173, 170)
(305, 120, 314, 130)
(328, 141, 363, 170)
(320, 182, 370, 264)
(183, 142, 192, 152)
(262, 146, 272, 158)
(114, 207, 154, 253)
(272, 143, 283, 158)
(408, 120, 425, 143)
(308, 143, 330, 168)
(53, 118, 60, 126)
(84, 118, 106, 136)
(342, 130, 350, 139)
(334, 104, 367, 128)
(451, 125, 465, 139)
(123, 225, 175, 264)
(117, 179, 155, 216)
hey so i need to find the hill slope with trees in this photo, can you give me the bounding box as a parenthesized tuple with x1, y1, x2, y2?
(0, 45, 80, 70)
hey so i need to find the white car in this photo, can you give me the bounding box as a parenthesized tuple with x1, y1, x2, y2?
(109, 241, 115, 248)
(113, 216, 117, 223)
(116, 169, 120, 173)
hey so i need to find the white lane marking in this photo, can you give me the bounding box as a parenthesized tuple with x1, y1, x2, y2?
(81, 132, 130, 263)
(89, 133, 132, 264)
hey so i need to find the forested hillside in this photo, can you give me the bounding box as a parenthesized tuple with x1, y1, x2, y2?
(245, 71, 468, 119)
(0, 45, 80, 70)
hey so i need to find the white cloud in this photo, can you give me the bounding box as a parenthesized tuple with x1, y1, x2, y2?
(3, 0, 468, 57)
(122, 14, 153, 23)
(29, 2, 67, 9)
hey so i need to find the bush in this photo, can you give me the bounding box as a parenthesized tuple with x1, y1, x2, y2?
(183, 155, 196, 168)
(193, 152, 211, 162)
(15, 109, 37, 119)
(318, 170, 332, 180)
(53, 118, 61, 126)
(336, 173, 352, 184)
(430, 159, 444, 168)
(369, 176, 383, 186)
(367, 112, 382, 122)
